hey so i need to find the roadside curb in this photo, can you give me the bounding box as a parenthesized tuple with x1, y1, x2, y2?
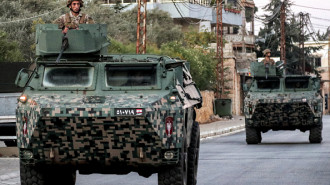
(200, 124, 245, 139)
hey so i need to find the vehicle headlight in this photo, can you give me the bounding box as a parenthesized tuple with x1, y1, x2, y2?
(19, 95, 28, 103)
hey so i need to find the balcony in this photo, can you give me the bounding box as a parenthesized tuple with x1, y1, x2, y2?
(224, 34, 255, 45)
(101, 0, 242, 26)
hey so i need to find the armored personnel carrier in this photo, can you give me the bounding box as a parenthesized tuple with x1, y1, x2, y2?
(244, 62, 323, 144)
(15, 24, 202, 185)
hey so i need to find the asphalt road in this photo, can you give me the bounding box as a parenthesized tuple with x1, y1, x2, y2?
(2, 116, 330, 185)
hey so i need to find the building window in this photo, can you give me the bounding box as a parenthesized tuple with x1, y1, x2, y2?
(314, 57, 321, 67)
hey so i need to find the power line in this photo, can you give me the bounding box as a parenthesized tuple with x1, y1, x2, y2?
(172, 0, 201, 25)
(310, 16, 330, 22)
(305, 14, 323, 46)
(181, 2, 201, 12)
(310, 23, 330, 28)
(172, 1, 222, 25)
(292, 4, 330, 11)
(254, 2, 282, 23)
(0, 6, 65, 25)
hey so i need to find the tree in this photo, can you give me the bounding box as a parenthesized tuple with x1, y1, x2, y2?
(0, 0, 216, 90)
(256, 0, 320, 72)
(0, 30, 23, 62)
(316, 28, 330, 41)
(0, 0, 64, 61)
(159, 41, 216, 90)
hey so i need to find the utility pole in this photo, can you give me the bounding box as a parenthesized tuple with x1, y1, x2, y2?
(280, 0, 286, 65)
(216, 0, 224, 99)
(136, 0, 147, 54)
(299, 12, 305, 74)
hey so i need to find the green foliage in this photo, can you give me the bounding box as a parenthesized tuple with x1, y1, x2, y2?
(147, 8, 183, 47)
(0, 30, 23, 62)
(316, 29, 330, 41)
(159, 41, 216, 90)
(0, 1, 216, 90)
(113, 1, 131, 13)
(0, 0, 64, 61)
(108, 39, 136, 54)
(20, 0, 59, 13)
(256, 0, 321, 72)
(184, 30, 216, 48)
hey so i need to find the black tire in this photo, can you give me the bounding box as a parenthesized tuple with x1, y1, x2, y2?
(309, 125, 322, 143)
(158, 152, 188, 185)
(20, 161, 76, 185)
(187, 122, 200, 185)
(4, 140, 17, 147)
(20, 161, 45, 185)
(246, 127, 259, 144)
(257, 130, 262, 143)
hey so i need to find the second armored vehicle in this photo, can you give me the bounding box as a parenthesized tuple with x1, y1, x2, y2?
(244, 62, 323, 144)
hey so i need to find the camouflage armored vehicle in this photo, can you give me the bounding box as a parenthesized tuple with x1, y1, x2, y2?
(244, 62, 323, 144)
(15, 24, 202, 185)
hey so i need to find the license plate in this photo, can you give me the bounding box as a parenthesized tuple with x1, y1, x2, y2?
(114, 108, 145, 116)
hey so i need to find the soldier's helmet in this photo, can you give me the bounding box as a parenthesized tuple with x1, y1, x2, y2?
(67, 0, 84, 7)
(263, 49, 271, 56)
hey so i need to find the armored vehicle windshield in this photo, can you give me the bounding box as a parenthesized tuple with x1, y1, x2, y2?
(106, 64, 157, 87)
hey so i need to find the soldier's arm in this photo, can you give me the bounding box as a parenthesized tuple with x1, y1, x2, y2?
(53, 16, 65, 30)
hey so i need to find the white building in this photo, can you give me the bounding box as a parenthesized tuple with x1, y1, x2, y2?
(304, 40, 330, 114)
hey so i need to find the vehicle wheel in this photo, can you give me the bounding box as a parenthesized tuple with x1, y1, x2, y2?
(188, 121, 200, 185)
(4, 140, 17, 147)
(309, 125, 322, 143)
(20, 161, 76, 185)
(246, 127, 259, 144)
(257, 130, 262, 143)
(158, 151, 188, 185)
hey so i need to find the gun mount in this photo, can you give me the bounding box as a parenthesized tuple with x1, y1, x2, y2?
(36, 24, 109, 61)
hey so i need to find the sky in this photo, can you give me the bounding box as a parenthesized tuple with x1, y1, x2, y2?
(252, 0, 330, 36)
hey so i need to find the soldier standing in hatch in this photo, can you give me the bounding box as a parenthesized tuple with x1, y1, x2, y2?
(261, 49, 275, 65)
(54, 0, 94, 34)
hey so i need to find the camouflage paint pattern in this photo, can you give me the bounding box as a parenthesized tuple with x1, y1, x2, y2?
(244, 91, 322, 128)
(54, 12, 94, 30)
(17, 93, 186, 165)
(244, 62, 322, 130)
(16, 25, 202, 172)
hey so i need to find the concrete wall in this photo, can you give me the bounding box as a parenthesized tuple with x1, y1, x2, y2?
(195, 91, 215, 124)
(222, 57, 242, 116)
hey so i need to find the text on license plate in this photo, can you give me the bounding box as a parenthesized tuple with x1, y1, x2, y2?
(114, 108, 145, 116)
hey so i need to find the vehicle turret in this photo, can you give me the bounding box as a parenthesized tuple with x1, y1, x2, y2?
(35, 24, 109, 60)
(250, 61, 284, 78)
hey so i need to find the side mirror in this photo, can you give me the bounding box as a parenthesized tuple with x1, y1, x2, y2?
(15, 69, 30, 88)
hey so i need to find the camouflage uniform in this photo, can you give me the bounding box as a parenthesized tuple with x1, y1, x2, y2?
(54, 11, 94, 30)
(262, 49, 275, 65)
(261, 58, 275, 65)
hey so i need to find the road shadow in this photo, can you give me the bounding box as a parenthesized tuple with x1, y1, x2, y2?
(258, 142, 313, 145)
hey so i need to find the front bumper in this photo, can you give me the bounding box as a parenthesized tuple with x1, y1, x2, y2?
(17, 115, 183, 166)
(245, 102, 322, 129)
